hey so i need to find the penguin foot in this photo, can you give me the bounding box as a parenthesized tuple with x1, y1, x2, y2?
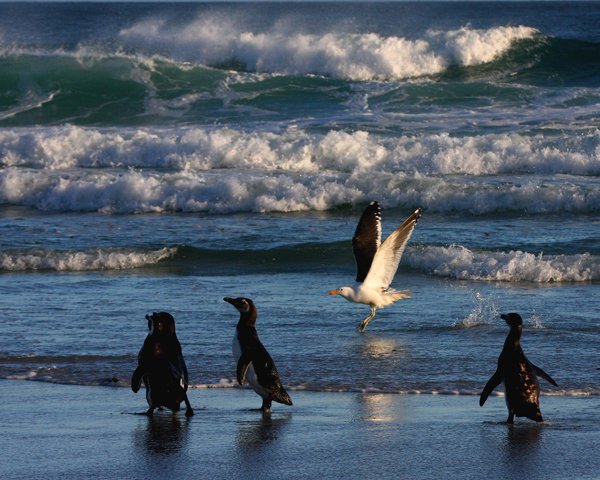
(261, 399, 272, 413)
(506, 412, 514, 424)
(145, 408, 154, 417)
(184, 395, 194, 417)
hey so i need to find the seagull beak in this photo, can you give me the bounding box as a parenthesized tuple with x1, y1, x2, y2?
(329, 289, 339, 295)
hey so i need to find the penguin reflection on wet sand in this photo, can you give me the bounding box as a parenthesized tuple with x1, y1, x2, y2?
(131, 312, 194, 417)
(480, 313, 557, 424)
(224, 297, 293, 412)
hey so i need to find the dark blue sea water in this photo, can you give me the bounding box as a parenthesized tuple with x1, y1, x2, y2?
(0, 2, 598, 398)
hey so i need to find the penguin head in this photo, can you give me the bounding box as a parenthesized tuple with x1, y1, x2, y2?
(224, 297, 257, 325)
(501, 313, 523, 327)
(145, 311, 176, 335)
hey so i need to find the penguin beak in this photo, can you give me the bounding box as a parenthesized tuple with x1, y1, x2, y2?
(223, 297, 251, 314)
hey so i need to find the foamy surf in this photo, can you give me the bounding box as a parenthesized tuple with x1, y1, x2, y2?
(406, 245, 600, 282)
(1, 166, 598, 214)
(1, 126, 599, 214)
(2, 126, 599, 175)
(0, 247, 176, 271)
(119, 19, 538, 80)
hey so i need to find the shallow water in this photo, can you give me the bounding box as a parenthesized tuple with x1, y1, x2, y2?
(3, 381, 600, 480)
(0, 2, 598, 397)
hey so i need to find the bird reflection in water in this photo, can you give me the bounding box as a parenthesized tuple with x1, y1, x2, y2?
(236, 412, 292, 450)
(360, 336, 400, 359)
(506, 423, 542, 451)
(500, 423, 543, 477)
(138, 411, 190, 455)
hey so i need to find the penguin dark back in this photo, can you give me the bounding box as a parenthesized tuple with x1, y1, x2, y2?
(131, 311, 194, 417)
(480, 312, 557, 424)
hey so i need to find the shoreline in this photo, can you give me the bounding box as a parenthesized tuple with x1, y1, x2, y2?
(3, 380, 600, 480)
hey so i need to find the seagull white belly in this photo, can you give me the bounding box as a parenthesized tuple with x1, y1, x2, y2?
(359, 285, 410, 308)
(356, 285, 388, 308)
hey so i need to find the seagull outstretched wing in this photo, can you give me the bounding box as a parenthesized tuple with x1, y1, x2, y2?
(363, 208, 422, 290)
(352, 202, 382, 282)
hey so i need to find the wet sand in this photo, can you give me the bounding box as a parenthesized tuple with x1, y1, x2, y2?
(2, 379, 600, 480)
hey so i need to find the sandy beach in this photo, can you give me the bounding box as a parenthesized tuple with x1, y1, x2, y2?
(2, 380, 600, 480)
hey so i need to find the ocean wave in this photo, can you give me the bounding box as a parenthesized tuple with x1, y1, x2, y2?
(406, 245, 599, 283)
(183, 243, 598, 283)
(0, 23, 539, 82)
(118, 18, 538, 80)
(3, 242, 595, 283)
(0, 247, 176, 272)
(3, 126, 599, 176)
(1, 164, 599, 215)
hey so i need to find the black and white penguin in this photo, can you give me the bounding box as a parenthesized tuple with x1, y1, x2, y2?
(131, 311, 194, 417)
(480, 312, 557, 424)
(223, 297, 293, 412)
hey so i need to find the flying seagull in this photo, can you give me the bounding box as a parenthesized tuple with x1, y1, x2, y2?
(329, 202, 422, 332)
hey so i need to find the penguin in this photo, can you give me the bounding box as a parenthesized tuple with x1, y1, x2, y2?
(480, 313, 557, 424)
(223, 297, 293, 412)
(131, 311, 194, 417)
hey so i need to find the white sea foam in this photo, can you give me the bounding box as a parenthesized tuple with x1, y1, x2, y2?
(2, 126, 599, 175)
(190, 378, 238, 389)
(406, 245, 600, 283)
(1, 126, 599, 214)
(0, 247, 176, 272)
(6, 371, 38, 380)
(118, 19, 537, 80)
(1, 164, 599, 214)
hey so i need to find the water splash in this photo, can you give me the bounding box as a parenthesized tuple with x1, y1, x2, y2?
(454, 291, 500, 328)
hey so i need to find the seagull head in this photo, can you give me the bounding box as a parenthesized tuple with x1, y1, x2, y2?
(329, 287, 355, 301)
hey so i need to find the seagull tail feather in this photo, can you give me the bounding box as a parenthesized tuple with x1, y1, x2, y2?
(383, 289, 411, 304)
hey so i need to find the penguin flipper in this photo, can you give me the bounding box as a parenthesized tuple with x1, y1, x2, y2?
(131, 366, 144, 393)
(176, 352, 190, 390)
(530, 362, 558, 387)
(480, 369, 503, 406)
(237, 354, 252, 385)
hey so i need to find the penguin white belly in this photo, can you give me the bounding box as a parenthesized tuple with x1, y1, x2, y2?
(232, 333, 269, 399)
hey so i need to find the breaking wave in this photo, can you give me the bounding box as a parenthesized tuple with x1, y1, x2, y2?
(2, 126, 600, 175)
(0, 247, 176, 272)
(118, 20, 538, 80)
(406, 245, 599, 283)
(1, 125, 599, 214)
(2, 243, 597, 283)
